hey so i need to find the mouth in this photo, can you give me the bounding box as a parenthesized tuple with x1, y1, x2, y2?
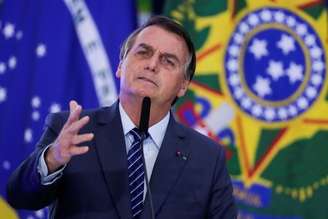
(137, 76, 158, 87)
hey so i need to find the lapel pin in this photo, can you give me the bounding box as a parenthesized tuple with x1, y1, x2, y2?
(176, 150, 188, 161)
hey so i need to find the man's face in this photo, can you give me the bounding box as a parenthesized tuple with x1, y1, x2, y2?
(116, 25, 190, 106)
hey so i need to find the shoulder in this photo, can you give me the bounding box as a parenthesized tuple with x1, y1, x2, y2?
(44, 107, 111, 130)
(173, 121, 230, 184)
(175, 121, 225, 159)
(45, 107, 102, 121)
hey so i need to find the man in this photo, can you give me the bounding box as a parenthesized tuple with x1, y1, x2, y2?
(7, 16, 237, 219)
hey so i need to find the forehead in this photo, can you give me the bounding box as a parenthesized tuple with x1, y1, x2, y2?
(133, 25, 189, 61)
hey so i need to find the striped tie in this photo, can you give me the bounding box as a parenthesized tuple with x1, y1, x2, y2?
(128, 128, 145, 218)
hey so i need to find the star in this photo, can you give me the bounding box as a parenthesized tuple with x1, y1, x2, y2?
(50, 103, 61, 113)
(233, 87, 244, 99)
(249, 39, 268, 59)
(233, 33, 243, 44)
(278, 108, 288, 120)
(310, 47, 322, 59)
(241, 97, 252, 109)
(264, 108, 275, 121)
(305, 86, 317, 99)
(277, 34, 295, 55)
(251, 104, 263, 116)
(31, 96, 41, 108)
(3, 23, 15, 39)
(311, 74, 322, 86)
(253, 76, 272, 97)
(0, 62, 6, 74)
(248, 14, 259, 26)
(32, 111, 40, 121)
(286, 16, 296, 28)
(305, 34, 315, 47)
(239, 22, 249, 34)
(286, 62, 303, 83)
(260, 10, 272, 22)
(313, 61, 324, 72)
(296, 24, 307, 36)
(36, 43, 47, 57)
(267, 60, 284, 80)
(228, 45, 240, 57)
(24, 128, 33, 143)
(227, 59, 238, 71)
(0, 87, 7, 103)
(229, 74, 240, 86)
(274, 11, 285, 23)
(8, 56, 17, 69)
(2, 160, 11, 170)
(297, 97, 308, 109)
(288, 105, 298, 116)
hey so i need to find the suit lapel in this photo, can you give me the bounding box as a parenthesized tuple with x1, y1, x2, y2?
(143, 115, 190, 217)
(94, 102, 132, 219)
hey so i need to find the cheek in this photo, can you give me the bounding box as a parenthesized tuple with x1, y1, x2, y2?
(162, 76, 185, 92)
(118, 64, 131, 80)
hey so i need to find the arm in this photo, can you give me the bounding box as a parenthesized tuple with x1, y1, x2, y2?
(6, 101, 93, 210)
(38, 144, 66, 185)
(6, 113, 64, 209)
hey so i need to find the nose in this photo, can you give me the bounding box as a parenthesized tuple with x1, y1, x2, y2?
(145, 53, 159, 73)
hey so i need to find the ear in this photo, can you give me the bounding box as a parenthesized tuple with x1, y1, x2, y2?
(177, 79, 189, 97)
(116, 61, 122, 78)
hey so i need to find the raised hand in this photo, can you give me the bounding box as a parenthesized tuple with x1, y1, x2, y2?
(45, 100, 94, 173)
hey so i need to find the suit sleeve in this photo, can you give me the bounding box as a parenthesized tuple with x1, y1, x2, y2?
(6, 113, 66, 210)
(208, 147, 238, 219)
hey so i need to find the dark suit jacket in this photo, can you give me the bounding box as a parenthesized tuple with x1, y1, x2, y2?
(7, 101, 237, 219)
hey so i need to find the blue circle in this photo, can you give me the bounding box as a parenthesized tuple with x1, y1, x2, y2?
(244, 28, 305, 102)
(224, 7, 326, 122)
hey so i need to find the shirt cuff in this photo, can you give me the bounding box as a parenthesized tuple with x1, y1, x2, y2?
(37, 144, 66, 185)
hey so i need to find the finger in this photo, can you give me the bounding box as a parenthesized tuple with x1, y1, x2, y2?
(67, 116, 90, 134)
(69, 146, 89, 156)
(63, 101, 79, 129)
(69, 100, 78, 112)
(65, 104, 82, 128)
(72, 133, 94, 145)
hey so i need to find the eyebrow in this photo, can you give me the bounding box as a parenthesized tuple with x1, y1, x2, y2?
(137, 43, 181, 64)
(136, 43, 152, 51)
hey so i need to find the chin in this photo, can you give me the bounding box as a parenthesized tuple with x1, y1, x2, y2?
(133, 88, 155, 98)
(137, 92, 154, 99)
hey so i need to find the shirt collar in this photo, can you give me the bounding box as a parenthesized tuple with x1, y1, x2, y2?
(119, 102, 170, 149)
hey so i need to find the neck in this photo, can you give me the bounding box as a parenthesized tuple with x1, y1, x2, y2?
(119, 94, 170, 128)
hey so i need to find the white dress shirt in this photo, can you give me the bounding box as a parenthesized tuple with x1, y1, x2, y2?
(119, 103, 169, 181)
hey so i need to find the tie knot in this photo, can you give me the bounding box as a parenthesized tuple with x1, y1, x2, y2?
(130, 128, 142, 142)
(130, 128, 149, 142)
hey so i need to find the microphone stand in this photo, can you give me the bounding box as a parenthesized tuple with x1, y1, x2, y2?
(138, 96, 155, 219)
(140, 133, 155, 219)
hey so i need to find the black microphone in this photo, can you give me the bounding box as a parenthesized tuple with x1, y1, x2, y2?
(139, 96, 151, 138)
(138, 96, 155, 219)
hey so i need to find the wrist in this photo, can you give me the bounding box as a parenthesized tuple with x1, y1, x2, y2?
(45, 144, 63, 173)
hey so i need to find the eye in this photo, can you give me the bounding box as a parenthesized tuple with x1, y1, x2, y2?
(162, 56, 176, 67)
(136, 49, 147, 55)
(135, 46, 152, 58)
